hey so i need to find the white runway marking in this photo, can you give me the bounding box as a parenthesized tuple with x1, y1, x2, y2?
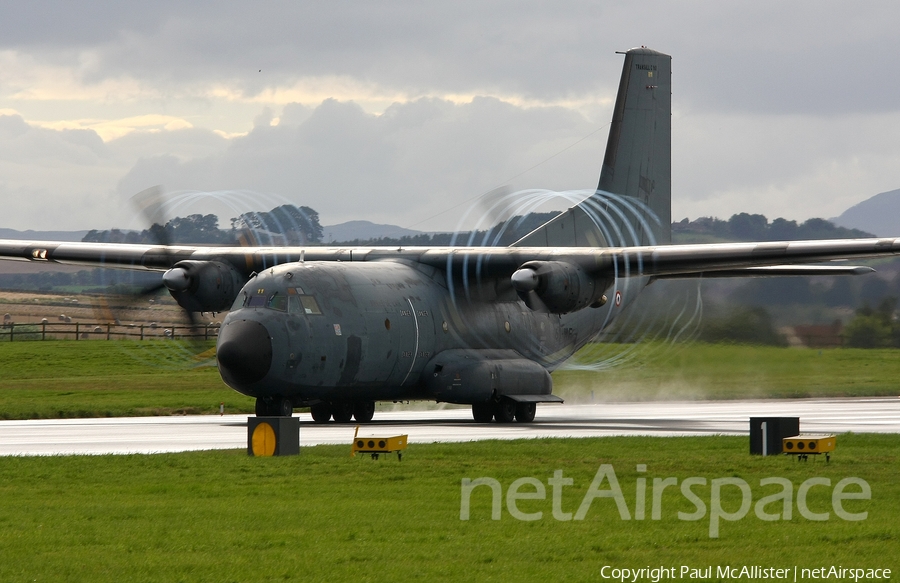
(0, 397, 898, 456)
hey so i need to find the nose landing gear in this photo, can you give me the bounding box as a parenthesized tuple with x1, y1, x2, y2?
(255, 397, 294, 417)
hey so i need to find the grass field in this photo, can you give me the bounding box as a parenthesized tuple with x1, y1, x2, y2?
(1, 340, 897, 580)
(1, 340, 900, 419)
(554, 342, 900, 401)
(0, 435, 896, 582)
(0, 340, 253, 419)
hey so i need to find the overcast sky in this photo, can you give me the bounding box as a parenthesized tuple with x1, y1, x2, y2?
(2, 0, 899, 233)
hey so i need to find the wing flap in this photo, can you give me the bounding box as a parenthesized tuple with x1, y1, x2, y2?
(652, 264, 877, 279)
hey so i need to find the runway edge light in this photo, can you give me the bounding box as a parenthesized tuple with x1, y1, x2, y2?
(783, 434, 836, 462)
(351, 425, 408, 460)
(248, 416, 300, 456)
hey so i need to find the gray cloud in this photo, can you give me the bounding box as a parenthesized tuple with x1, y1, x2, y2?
(3, 1, 898, 113)
(116, 97, 603, 230)
(0, 114, 119, 230)
(0, 113, 229, 230)
(2, 1, 900, 233)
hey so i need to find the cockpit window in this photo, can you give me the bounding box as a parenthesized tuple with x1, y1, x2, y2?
(288, 294, 322, 315)
(237, 286, 320, 313)
(267, 293, 288, 312)
(299, 295, 322, 315)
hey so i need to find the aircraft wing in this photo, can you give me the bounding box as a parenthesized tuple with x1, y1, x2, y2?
(584, 238, 900, 278)
(0, 237, 898, 279)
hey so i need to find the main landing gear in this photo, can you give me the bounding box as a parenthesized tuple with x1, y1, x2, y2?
(254, 398, 376, 422)
(472, 399, 536, 423)
(309, 400, 376, 423)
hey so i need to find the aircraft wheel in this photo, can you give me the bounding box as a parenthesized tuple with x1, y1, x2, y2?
(310, 402, 332, 423)
(332, 401, 354, 423)
(255, 398, 273, 416)
(514, 402, 536, 423)
(353, 401, 376, 423)
(494, 399, 516, 423)
(277, 397, 293, 417)
(472, 402, 494, 423)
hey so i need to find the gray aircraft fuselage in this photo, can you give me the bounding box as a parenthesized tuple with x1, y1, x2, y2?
(216, 259, 644, 407)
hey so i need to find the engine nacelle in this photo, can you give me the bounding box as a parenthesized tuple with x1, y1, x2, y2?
(422, 349, 552, 404)
(163, 260, 244, 313)
(510, 260, 605, 314)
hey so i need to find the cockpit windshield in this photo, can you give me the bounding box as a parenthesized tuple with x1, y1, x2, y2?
(267, 293, 288, 312)
(234, 287, 322, 315)
(288, 288, 322, 315)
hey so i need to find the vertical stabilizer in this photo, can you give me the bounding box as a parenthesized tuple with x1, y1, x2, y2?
(515, 47, 671, 248)
(599, 47, 671, 244)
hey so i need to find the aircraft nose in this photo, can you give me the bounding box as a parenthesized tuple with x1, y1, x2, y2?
(216, 319, 273, 386)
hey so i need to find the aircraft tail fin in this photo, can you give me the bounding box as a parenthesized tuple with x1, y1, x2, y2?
(514, 47, 672, 247)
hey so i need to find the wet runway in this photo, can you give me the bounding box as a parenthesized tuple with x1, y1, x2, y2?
(1, 397, 898, 456)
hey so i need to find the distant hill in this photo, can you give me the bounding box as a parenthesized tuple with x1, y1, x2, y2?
(832, 188, 900, 237)
(0, 228, 89, 242)
(323, 212, 561, 247)
(322, 221, 424, 243)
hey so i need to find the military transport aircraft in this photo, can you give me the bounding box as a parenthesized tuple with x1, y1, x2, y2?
(1, 47, 898, 424)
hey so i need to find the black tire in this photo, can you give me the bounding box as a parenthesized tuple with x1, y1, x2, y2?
(494, 399, 516, 423)
(514, 402, 536, 423)
(255, 398, 272, 416)
(332, 401, 354, 423)
(277, 397, 293, 417)
(310, 402, 332, 423)
(472, 402, 494, 423)
(353, 401, 376, 423)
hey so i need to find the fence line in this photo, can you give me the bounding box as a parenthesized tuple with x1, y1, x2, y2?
(0, 321, 220, 341)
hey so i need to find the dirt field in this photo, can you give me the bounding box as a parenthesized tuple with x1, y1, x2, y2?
(0, 290, 224, 340)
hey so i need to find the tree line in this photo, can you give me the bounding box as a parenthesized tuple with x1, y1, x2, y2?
(843, 297, 900, 348)
(82, 205, 324, 245)
(672, 213, 873, 243)
(81, 206, 873, 247)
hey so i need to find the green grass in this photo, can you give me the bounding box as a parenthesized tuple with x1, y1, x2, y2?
(0, 435, 896, 582)
(0, 340, 254, 419)
(555, 342, 900, 401)
(1, 341, 900, 419)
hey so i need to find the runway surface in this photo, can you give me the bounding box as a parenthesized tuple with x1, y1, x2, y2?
(1, 397, 898, 456)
